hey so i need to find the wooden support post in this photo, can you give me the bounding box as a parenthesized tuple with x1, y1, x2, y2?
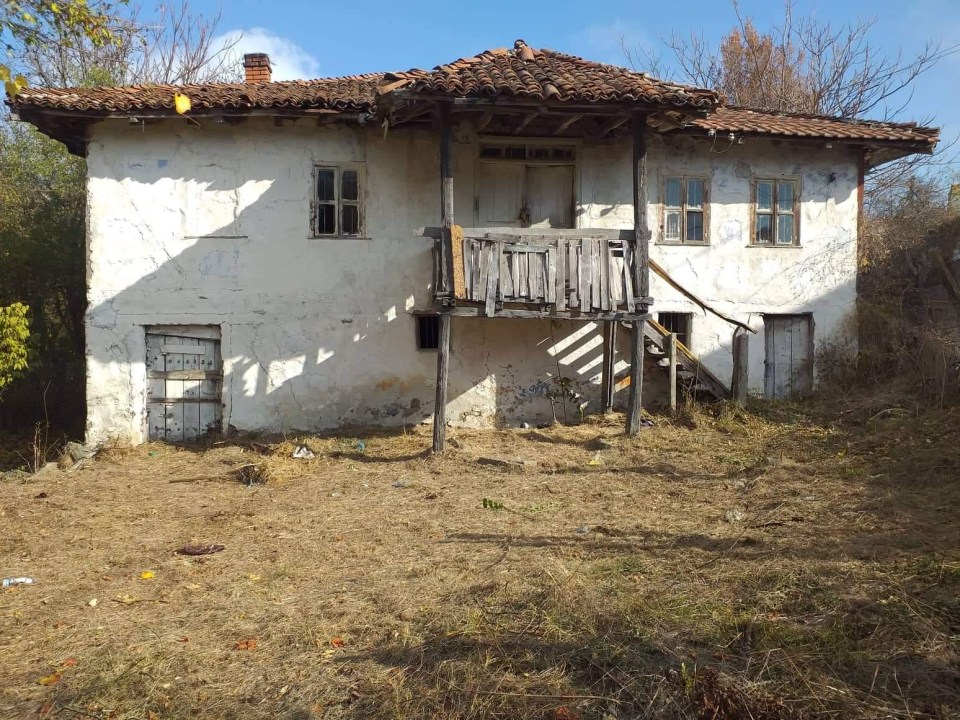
(433, 104, 454, 453)
(437, 103, 455, 299)
(626, 319, 645, 435)
(433, 312, 452, 452)
(600, 321, 617, 414)
(666, 332, 678, 414)
(626, 112, 649, 436)
(732, 331, 749, 406)
(632, 112, 650, 302)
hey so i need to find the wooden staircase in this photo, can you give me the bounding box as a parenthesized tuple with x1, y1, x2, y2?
(616, 319, 730, 402)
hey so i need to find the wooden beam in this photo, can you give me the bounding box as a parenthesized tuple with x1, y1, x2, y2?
(601, 321, 617, 413)
(632, 112, 650, 302)
(476, 110, 494, 132)
(553, 113, 584, 135)
(599, 114, 630, 137)
(433, 312, 452, 453)
(433, 104, 455, 454)
(626, 319, 645, 435)
(666, 332, 678, 414)
(732, 331, 749, 405)
(434, 305, 650, 322)
(626, 112, 650, 437)
(513, 112, 539, 134)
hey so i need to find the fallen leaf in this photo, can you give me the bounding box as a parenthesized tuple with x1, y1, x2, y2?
(147, 711, 159, 720)
(38, 703, 53, 718)
(245, 574, 261, 582)
(61, 658, 77, 668)
(38, 672, 61, 686)
(178, 636, 189, 643)
(139, 571, 156, 580)
(235, 638, 258, 651)
(554, 707, 579, 720)
(174, 92, 192, 114)
(87, 598, 99, 608)
(330, 637, 345, 648)
(184, 582, 201, 590)
(115, 594, 140, 605)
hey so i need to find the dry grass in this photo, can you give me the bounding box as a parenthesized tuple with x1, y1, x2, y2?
(1, 403, 958, 719)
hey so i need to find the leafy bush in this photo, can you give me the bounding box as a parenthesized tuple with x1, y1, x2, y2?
(0, 302, 30, 392)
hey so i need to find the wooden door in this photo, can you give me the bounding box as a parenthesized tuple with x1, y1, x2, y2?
(146, 326, 222, 441)
(477, 163, 524, 226)
(763, 315, 813, 398)
(525, 165, 574, 228)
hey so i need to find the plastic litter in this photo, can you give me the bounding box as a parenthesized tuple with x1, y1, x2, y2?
(292, 445, 315, 459)
(353, 440, 366, 453)
(3, 577, 34, 588)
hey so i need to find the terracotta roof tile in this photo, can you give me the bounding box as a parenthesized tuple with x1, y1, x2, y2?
(11, 74, 383, 114)
(690, 106, 939, 146)
(384, 42, 719, 109)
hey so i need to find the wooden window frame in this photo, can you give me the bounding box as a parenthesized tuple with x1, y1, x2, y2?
(310, 163, 365, 238)
(659, 175, 709, 245)
(750, 177, 801, 247)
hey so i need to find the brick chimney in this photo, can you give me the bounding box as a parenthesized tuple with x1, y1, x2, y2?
(243, 53, 272, 83)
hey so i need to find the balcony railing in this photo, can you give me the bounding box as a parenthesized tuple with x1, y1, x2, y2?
(425, 227, 650, 317)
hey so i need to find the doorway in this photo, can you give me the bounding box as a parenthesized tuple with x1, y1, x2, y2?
(146, 326, 223, 441)
(763, 314, 814, 398)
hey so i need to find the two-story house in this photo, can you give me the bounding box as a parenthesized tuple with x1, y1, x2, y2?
(8, 41, 938, 447)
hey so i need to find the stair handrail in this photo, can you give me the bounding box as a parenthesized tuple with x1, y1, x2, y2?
(649, 259, 756, 334)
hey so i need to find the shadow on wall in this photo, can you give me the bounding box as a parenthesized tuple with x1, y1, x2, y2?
(84, 154, 659, 441)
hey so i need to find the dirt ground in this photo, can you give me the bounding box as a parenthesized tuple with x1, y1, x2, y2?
(1, 401, 958, 720)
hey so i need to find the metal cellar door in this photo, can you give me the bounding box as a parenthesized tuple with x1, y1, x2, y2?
(763, 314, 813, 399)
(146, 326, 222, 441)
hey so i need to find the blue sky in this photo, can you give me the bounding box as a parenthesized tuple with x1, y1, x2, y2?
(195, 0, 959, 142)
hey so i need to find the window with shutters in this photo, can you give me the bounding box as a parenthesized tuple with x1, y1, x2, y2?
(660, 176, 708, 244)
(312, 164, 364, 237)
(752, 178, 800, 246)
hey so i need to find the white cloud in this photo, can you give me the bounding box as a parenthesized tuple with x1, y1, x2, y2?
(213, 27, 321, 81)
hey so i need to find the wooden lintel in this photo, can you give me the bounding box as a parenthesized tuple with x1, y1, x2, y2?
(513, 112, 539, 134)
(418, 226, 636, 240)
(553, 114, 584, 135)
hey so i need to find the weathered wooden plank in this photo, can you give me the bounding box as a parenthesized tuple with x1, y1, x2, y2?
(666, 332, 678, 414)
(546, 247, 557, 305)
(422, 226, 636, 240)
(591, 238, 601, 310)
(147, 370, 223, 381)
(580, 240, 590, 312)
(146, 325, 221, 340)
(475, 241, 487, 303)
(555, 237, 567, 310)
(568, 240, 578, 309)
(443, 306, 651, 320)
(622, 242, 635, 311)
(437, 104, 455, 299)
(161, 344, 207, 355)
(600, 321, 617, 413)
(600, 240, 612, 311)
(499, 241, 509, 300)
(485, 242, 499, 317)
(732, 331, 749, 405)
(451, 224, 466, 299)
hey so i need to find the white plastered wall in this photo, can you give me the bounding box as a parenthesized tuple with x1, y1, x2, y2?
(84, 119, 858, 444)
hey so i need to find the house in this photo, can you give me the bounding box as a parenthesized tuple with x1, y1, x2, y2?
(8, 41, 938, 448)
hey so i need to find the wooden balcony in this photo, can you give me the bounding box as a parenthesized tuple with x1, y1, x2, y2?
(424, 227, 652, 319)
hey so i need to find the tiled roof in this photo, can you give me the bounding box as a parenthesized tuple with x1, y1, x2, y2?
(691, 106, 939, 146)
(10, 75, 383, 113)
(382, 42, 719, 109)
(6, 41, 938, 150)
